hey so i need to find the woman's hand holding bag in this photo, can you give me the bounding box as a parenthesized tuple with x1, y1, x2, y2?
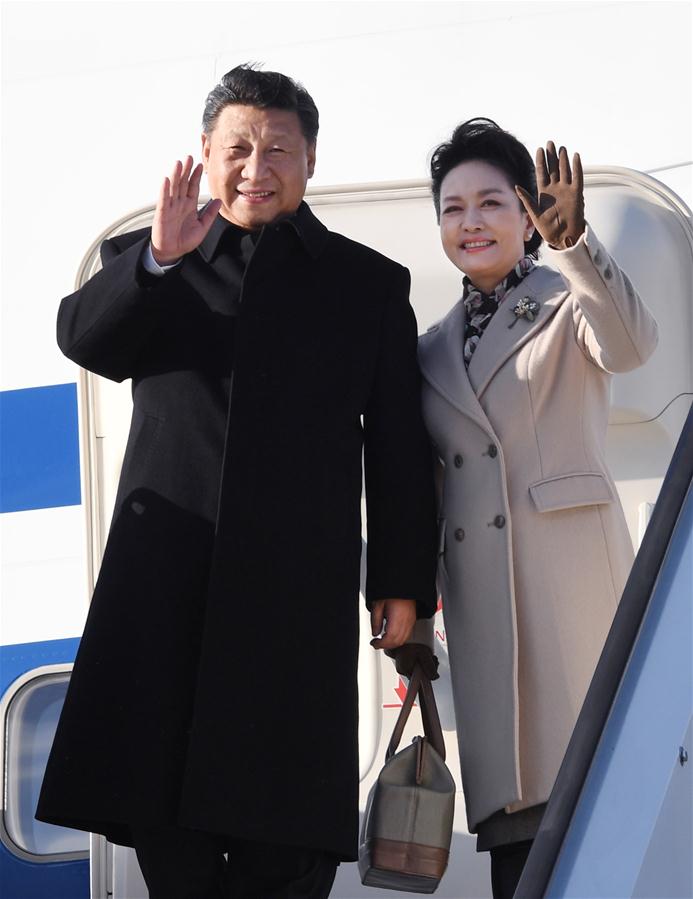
(387, 642, 440, 682)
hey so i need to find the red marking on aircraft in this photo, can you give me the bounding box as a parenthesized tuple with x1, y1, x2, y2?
(383, 676, 417, 708)
(395, 677, 408, 703)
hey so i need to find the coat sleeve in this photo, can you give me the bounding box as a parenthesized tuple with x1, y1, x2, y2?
(363, 265, 438, 618)
(56, 233, 179, 382)
(544, 224, 659, 373)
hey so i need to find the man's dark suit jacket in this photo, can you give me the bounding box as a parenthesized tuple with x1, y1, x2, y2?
(37, 201, 438, 861)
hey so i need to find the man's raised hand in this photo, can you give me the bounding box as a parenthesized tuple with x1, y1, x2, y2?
(151, 156, 222, 265)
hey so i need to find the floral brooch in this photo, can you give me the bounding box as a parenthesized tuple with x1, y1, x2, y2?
(508, 297, 540, 328)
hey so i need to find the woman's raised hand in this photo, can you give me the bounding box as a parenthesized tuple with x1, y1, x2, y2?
(151, 156, 222, 265)
(516, 142, 585, 250)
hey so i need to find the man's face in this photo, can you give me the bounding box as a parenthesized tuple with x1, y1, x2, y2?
(202, 104, 316, 230)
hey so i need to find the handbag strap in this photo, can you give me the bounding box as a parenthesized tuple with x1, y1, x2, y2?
(385, 662, 446, 762)
(417, 670, 446, 761)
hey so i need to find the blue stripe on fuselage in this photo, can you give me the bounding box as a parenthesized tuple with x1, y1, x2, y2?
(0, 637, 81, 694)
(0, 383, 81, 513)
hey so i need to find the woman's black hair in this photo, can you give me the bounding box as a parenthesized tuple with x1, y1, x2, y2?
(430, 118, 543, 256)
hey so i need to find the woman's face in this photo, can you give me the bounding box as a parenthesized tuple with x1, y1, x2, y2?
(439, 159, 534, 293)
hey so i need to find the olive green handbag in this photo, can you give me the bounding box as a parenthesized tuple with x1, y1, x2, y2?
(358, 663, 456, 893)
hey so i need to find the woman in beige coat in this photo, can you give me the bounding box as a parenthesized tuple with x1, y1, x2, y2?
(411, 119, 658, 897)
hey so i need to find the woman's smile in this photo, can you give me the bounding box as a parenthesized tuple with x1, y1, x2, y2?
(460, 238, 496, 253)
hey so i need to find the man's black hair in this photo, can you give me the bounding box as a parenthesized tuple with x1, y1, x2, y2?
(202, 63, 319, 144)
(430, 118, 543, 256)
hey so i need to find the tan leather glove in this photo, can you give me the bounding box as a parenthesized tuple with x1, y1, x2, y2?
(516, 141, 586, 250)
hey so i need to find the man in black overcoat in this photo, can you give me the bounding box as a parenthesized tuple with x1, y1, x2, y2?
(37, 65, 437, 898)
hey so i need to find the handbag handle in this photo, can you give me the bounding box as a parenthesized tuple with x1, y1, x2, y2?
(385, 662, 446, 762)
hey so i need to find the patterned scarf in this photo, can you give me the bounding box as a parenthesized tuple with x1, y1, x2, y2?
(462, 255, 536, 367)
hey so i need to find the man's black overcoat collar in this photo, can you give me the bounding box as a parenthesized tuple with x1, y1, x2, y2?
(197, 200, 329, 263)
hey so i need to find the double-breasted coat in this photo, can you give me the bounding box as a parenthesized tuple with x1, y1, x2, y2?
(418, 226, 658, 832)
(37, 202, 437, 861)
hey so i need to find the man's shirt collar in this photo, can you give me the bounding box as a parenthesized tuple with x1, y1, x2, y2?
(197, 214, 245, 263)
(197, 200, 328, 263)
